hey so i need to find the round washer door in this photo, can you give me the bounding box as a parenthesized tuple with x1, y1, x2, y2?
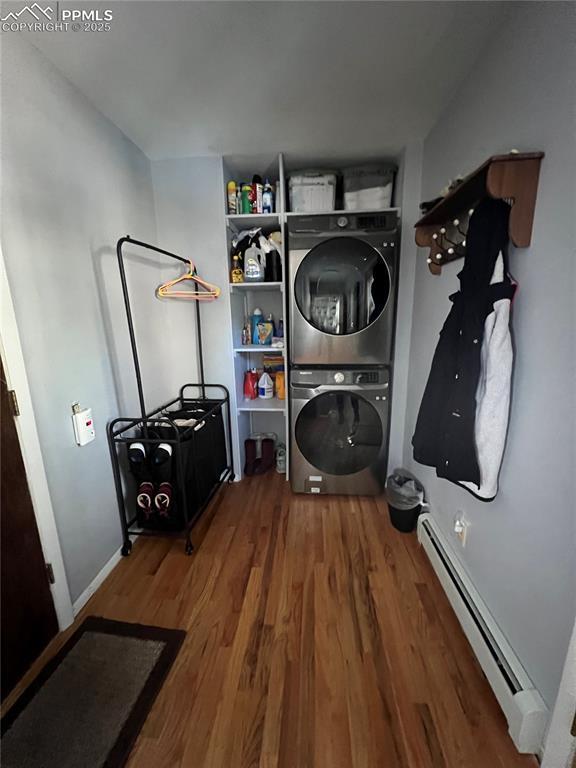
(295, 391, 383, 476)
(294, 237, 390, 336)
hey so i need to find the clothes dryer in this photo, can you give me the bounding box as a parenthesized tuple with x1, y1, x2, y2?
(287, 212, 399, 366)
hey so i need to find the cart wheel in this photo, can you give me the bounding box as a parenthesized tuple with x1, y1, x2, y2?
(121, 541, 132, 557)
(185, 541, 194, 556)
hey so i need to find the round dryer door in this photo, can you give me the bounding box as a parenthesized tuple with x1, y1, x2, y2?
(294, 237, 390, 336)
(295, 392, 383, 476)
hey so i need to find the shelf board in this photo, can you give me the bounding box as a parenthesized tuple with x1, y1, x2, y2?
(233, 345, 286, 353)
(415, 154, 543, 228)
(225, 213, 281, 229)
(415, 152, 544, 274)
(226, 209, 401, 222)
(238, 399, 285, 413)
(229, 281, 283, 292)
(285, 207, 400, 217)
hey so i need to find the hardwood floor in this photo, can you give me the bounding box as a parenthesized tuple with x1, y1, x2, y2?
(4, 474, 537, 767)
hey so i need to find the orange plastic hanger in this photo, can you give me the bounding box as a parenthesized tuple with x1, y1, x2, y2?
(156, 260, 220, 301)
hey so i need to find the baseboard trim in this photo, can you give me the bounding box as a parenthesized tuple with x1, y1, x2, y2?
(417, 513, 548, 754)
(72, 546, 122, 615)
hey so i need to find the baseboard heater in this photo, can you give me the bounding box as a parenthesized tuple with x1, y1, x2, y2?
(417, 513, 548, 754)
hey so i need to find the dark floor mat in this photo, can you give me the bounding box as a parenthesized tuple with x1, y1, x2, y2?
(1, 616, 185, 768)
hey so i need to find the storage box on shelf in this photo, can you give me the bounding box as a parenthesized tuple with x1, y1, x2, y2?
(288, 170, 337, 213)
(284, 161, 396, 213)
(342, 163, 396, 211)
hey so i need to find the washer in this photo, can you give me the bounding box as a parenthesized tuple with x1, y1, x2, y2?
(290, 367, 390, 495)
(287, 212, 399, 366)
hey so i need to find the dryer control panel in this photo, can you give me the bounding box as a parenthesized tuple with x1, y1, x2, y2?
(288, 212, 399, 236)
(291, 368, 390, 388)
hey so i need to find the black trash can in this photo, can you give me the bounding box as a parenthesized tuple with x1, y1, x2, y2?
(385, 469, 425, 533)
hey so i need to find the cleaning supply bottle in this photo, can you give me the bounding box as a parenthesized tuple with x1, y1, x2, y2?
(244, 369, 259, 400)
(264, 232, 282, 281)
(244, 243, 264, 282)
(258, 371, 274, 399)
(262, 179, 274, 213)
(230, 254, 244, 283)
(252, 174, 263, 214)
(250, 308, 263, 344)
(275, 371, 285, 400)
(227, 181, 237, 214)
(241, 320, 250, 346)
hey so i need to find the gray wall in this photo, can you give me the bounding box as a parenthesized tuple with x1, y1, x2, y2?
(1, 36, 170, 601)
(403, 3, 576, 707)
(151, 156, 241, 477)
(388, 141, 422, 469)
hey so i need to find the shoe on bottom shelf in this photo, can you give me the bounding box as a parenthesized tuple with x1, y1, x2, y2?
(136, 481, 154, 520)
(276, 444, 286, 474)
(254, 438, 275, 475)
(155, 482, 173, 518)
(244, 438, 258, 476)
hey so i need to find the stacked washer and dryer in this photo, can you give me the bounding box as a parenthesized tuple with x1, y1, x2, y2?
(287, 212, 399, 495)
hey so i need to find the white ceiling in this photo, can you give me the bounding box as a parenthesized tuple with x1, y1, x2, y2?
(24, 1, 511, 162)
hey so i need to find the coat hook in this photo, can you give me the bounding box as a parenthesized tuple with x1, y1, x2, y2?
(416, 151, 544, 275)
(453, 217, 469, 238)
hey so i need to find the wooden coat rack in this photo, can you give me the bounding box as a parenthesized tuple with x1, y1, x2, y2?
(415, 152, 544, 274)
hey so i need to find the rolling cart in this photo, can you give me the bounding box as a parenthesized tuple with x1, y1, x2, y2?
(107, 236, 234, 556)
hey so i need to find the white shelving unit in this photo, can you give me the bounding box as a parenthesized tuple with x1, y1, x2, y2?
(222, 153, 289, 479)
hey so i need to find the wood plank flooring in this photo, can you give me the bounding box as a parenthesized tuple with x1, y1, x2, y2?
(4, 474, 537, 767)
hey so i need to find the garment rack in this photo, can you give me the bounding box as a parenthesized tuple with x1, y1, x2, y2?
(107, 236, 234, 555)
(116, 235, 207, 427)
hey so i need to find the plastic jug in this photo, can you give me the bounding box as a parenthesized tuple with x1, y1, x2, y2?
(244, 244, 264, 282)
(258, 372, 274, 399)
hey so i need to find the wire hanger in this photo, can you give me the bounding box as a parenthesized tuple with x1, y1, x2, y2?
(156, 260, 220, 301)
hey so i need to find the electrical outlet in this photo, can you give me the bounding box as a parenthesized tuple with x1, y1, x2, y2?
(453, 511, 469, 547)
